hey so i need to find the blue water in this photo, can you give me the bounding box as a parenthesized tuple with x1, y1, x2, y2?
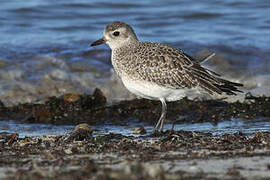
(1, 118, 270, 138)
(0, 0, 269, 61)
(0, 120, 74, 137)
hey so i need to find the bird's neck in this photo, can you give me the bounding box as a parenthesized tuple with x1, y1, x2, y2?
(112, 40, 139, 52)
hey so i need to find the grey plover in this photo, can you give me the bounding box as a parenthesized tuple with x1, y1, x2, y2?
(91, 21, 243, 132)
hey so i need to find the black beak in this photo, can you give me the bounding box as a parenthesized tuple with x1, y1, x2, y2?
(90, 38, 105, 46)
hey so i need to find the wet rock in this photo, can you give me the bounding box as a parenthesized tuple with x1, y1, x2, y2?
(0, 91, 270, 129)
(0, 132, 9, 140)
(134, 126, 146, 134)
(5, 88, 107, 124)
(64, 123, 93, 142)
(63, 93, 80, 103)
(5, 133, 19, 145)
(74, 123, 93, 132)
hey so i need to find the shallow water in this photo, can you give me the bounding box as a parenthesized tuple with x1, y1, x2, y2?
(0, 121, 74, 137)
(1, 118, 270, 138)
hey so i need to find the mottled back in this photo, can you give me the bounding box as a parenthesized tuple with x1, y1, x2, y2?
(103, 21, 243, 95)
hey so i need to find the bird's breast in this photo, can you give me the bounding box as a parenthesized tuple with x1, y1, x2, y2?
(111, 49, 140, 79)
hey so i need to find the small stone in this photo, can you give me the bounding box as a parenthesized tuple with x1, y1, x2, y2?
(64, 148, 72, 154)
(0, 132, 9, 140)
(74, 123, 92, 132)
(5, 133, 19, 145)
(63, 93, 80, 103)
(66, 123, 93, 141)
(134, 126, 146, 134)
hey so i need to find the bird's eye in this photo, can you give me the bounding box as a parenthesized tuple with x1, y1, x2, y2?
(113, 31, 120, 36)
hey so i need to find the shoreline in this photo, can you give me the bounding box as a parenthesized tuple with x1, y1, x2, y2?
(0, 89, 269, 126)
(0, 89, 270, 179)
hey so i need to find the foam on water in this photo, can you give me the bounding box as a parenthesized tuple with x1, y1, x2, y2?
(0, 0, 269, 105)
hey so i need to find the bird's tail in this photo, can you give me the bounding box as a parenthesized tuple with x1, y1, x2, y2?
(214, 78, 243, 95)
(188, 63, 243, 96)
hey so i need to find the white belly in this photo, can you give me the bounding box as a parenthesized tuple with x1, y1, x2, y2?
(121, 76, 200, 101)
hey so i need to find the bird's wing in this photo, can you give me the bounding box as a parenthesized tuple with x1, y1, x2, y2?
(133, 43, 243, 95)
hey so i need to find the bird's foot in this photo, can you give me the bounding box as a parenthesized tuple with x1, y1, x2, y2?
(150, 129, 164, 137)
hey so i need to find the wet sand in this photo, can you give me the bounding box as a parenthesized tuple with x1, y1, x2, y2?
(1, 130, 270, 179)
(1, 89, 270, 179)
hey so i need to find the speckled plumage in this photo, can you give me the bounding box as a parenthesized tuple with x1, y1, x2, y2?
(91, 21, 243, 131)
(112, 39, 241, 97)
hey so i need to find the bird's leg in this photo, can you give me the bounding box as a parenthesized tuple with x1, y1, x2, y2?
(154, 115, 162, 131)
(159, 98, 167, 132)
(154, 98, 167, 132)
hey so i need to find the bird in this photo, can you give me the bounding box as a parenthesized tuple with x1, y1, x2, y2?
(91, 21, 243, 132)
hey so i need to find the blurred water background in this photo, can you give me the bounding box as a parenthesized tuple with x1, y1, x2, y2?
(0, 0, 269, 106)
(0, 0, 270, 136)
